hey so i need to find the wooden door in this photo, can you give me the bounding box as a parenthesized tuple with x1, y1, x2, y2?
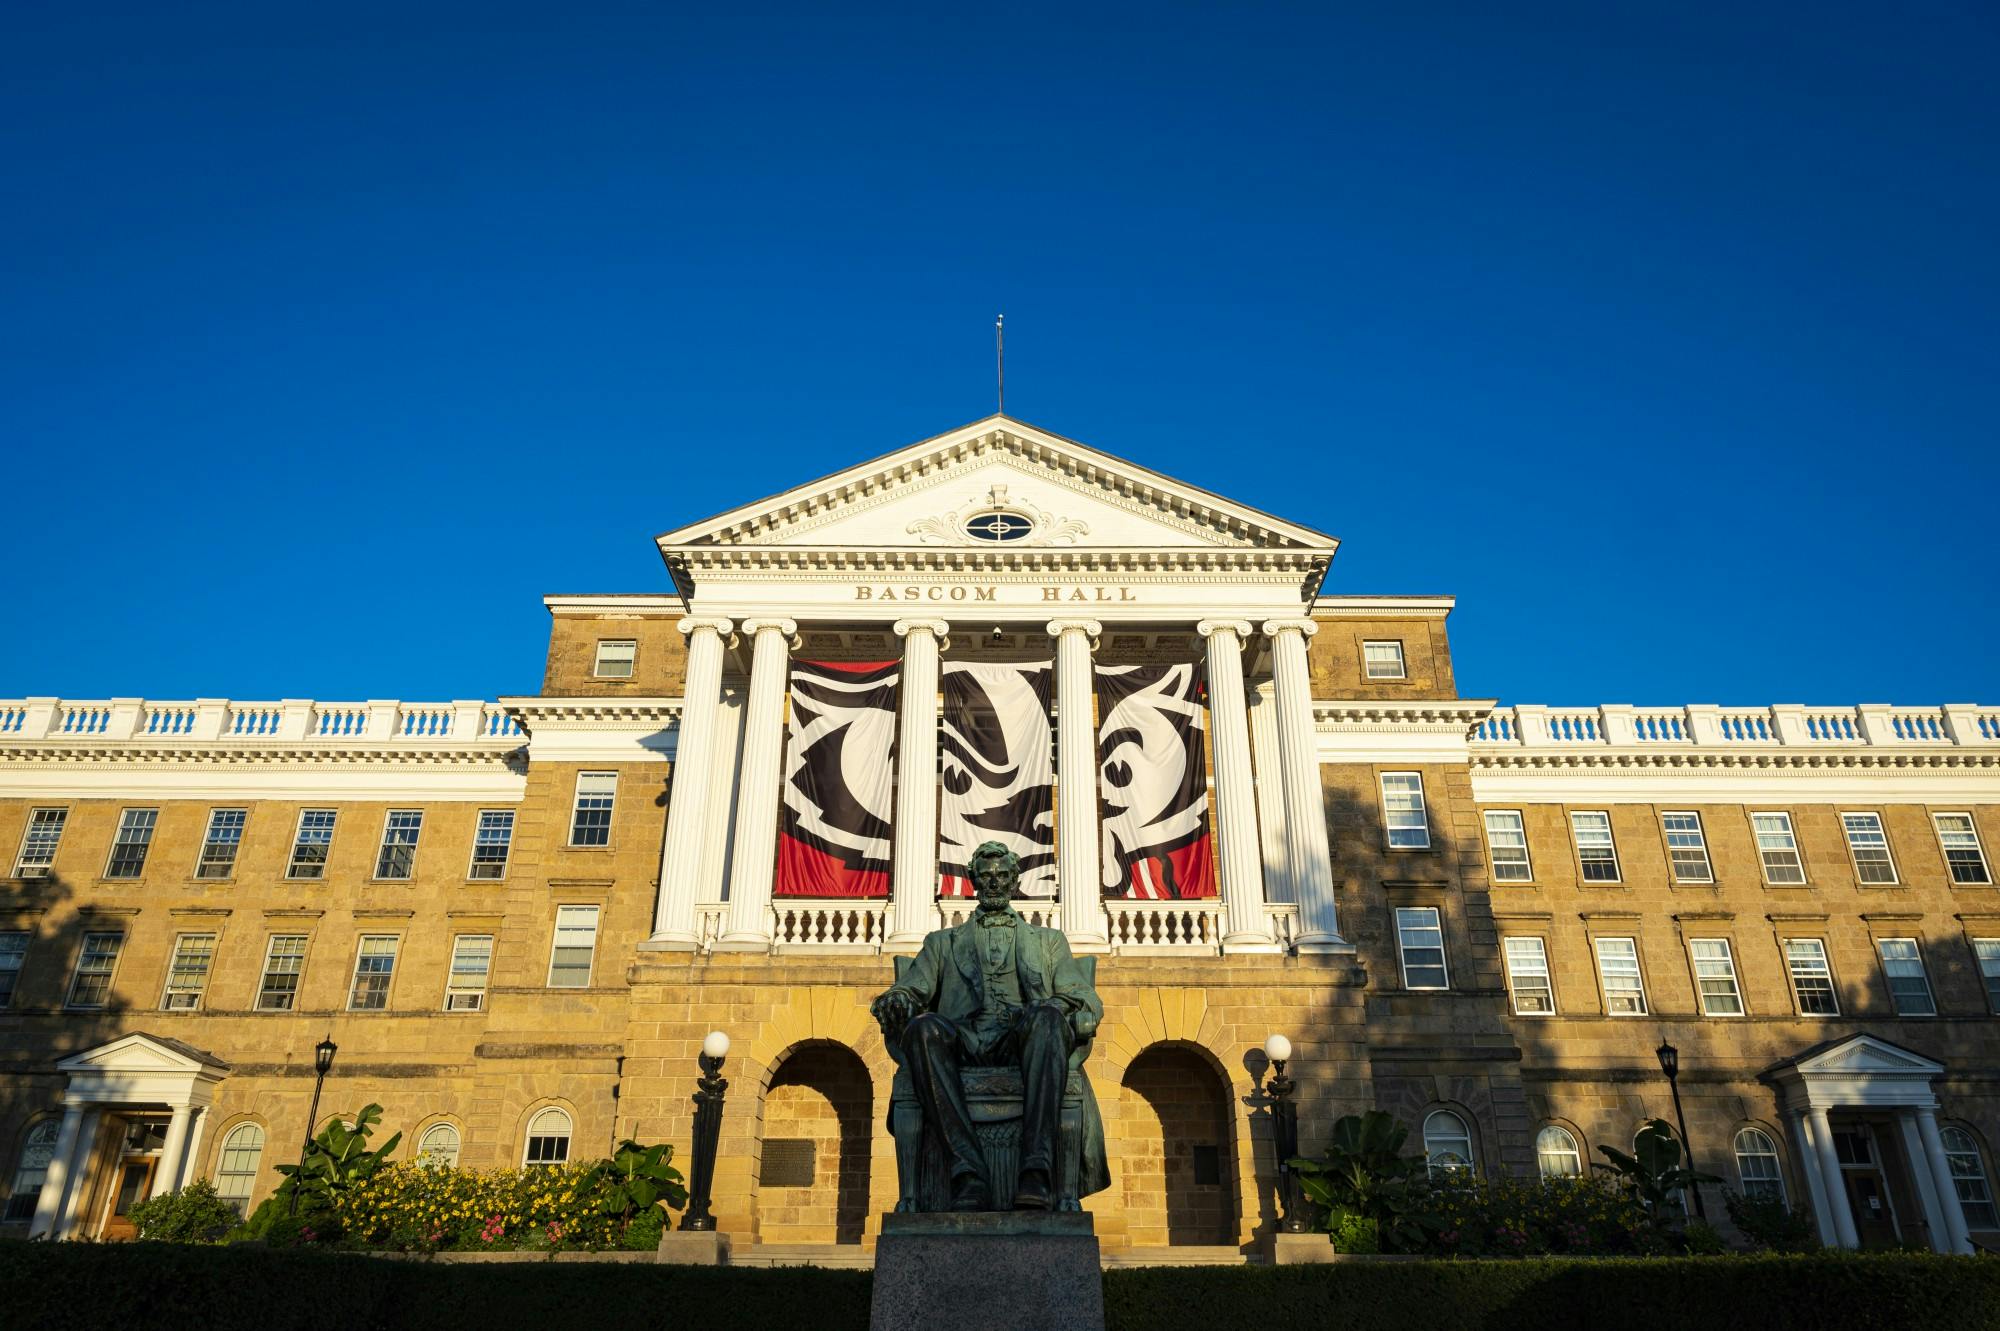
(99, 1160, 156, 1241)
(1845, 1171, 1900, 1248)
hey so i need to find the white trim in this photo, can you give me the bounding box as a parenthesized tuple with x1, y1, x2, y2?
(1393, 905, 1449, 991)
(1839, 810, 1899, 885)
(1660, 810, 1714, 883)
(1570, 810, 1621, 883)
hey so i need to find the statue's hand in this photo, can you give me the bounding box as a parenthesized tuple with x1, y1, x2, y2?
(871, 988, 917, 1036)
(1070, 1007, 1099, 1041)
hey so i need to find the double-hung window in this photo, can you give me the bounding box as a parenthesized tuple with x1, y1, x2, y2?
(196, 809, 247, 878)
(1660, 812, 1713, 883)
(1570, 812, 1620, 882)
(1380, 773, 1430, 850)
(1502, 937, 1555, 1014)
(1840, 813, 1898, 884)
(14, 807, 68, 877)
(161, 934, 217, 1010)
(1483, 811, 1532, 882)
(547, 905, 600, 987)
(1972, 939, 2000, 1015)
(256, 935, 309, 1011)
(570, 774, 616, 847)
(468, 810, 515, 879)
(445, 935, 493, 1011)
(1393, 907, 1448, 990)
(1935, 814, 1992, 885)
(104, 809, 158, 879)
(593, 639, 637, 679)
(1877, 938, 1937, 1016)
(374, 811, 423, 879)
(0, 932, 27, 1007)
(67, 932, 124, 1008)
(1689, 939, 1745, 1016)
(349, 936, 399, 1010)
(287, 810, 338, 879)
(1785, 938, 1840, 1015)
(1362, 641, 1406, 680)
(1752, 813, 1807, 885)
(1594, 936, 1647, 1015)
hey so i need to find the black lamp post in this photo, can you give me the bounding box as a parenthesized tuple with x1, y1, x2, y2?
(1264, 1034, 1307, 1234)
(1655, 1039, 1706, 1219)
(290, 1033, 337, 1216)
(679, 1031, 730, 1232)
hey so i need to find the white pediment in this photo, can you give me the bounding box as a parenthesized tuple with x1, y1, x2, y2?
(57, 1032, 225, 1075)
(1789, 1034, 1943, 1078)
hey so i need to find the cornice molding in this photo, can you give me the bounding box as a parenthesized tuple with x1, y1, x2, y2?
(1470, 749, 2000, 776)
(1313, 700, 1496, 735)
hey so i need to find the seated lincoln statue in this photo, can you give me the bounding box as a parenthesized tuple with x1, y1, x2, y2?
(871, 842, 1110, 1212)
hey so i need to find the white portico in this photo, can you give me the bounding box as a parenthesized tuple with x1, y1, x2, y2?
(637, 415, 1353, 958)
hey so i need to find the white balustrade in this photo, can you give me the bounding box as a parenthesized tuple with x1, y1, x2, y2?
(1103, 900, 1224, 953)
(1471, 702, 1999, 753)
(770, 901, 887, 951)
(1473, 708, 1516, 743)
(1265, 903, 1300, 953)
(694, 903, 727, 952)
(0, 697, 528, 748)
(226, 703, 284, 737)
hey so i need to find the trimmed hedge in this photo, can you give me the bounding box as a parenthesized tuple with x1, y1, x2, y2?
(3, 1243, 1996, 1331)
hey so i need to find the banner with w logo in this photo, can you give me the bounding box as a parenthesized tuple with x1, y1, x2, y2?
(939, 660, 1058, 898)
(774, 659, 899, 899)
(1096, 662, 1217, 900)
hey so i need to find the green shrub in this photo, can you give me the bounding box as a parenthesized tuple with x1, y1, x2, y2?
(1423, 1175, 1656, 1257)
(124, 1179, 241, 1244)
(1290, 1110, 1441, 1251)
(1724, 1189, 1820, 1252)
(1326, 1207, 1381, 1254)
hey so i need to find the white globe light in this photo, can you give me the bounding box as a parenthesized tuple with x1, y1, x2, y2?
(1263, 1034, 1293, 1063)
(702, 1030, 731, 1060)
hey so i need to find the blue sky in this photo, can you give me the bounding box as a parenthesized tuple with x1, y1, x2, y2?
(3, 3, 1994, 705)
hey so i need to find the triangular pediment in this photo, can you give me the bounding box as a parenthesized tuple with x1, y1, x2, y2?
(1788, 1033, 1942, 1078)
(57, 1032, 229, 1075)
(656, 415, 1335, 555)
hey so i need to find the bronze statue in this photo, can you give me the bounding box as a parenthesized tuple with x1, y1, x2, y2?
(872, 841, 1110, 1211)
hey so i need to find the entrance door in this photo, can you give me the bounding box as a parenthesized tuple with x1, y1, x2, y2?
(1844, 1171, 1900, 1248)
(99, 1160, 155, 1241)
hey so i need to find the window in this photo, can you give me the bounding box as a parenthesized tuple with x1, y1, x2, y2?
(1483, 811, 1532, 882)
(162, 934, 217, 1011)
(4, 1119, 62, 1222)
(194, 808, 247, 879)
(1536, 1126, 1583, 1179)
(1877, 938, 1936, 1016)
(1502, 937, 1555, 1014)
(14, 807, 68, 877)
(468, 810, 515, 880)
(0, 932, 25, 1007)
(593, 639, 637, 679)
(1594, 936, 1647, 1015)
(1935, 814, 1992, 885)
(1690, 939, 1745, 1016)
(374, 810, 423, 879)
(104, 809, 158, 878)
(214, 1123, 265, 1216)
(524, 1107, 572, 1166)
(547, 906, 600, 987)
(66, 931, 123, 1008)
(287, 810, 338, 879)
(570, 773, 616, 847)
(1751, 813, 1806, 884)
(1840, 813, 1898, 885)
(1570, 811, 1620, 882)
(1734, 1128, 1785, 1203)
(1785, 938, 1840, 1016)
(418, 1123, 462, 1168)
(445, 934, 492, 1011)
(1660, 812, 1713, 883)
(256, 935, 309, 1011)
(1972, 939, 2000, 1014)
(1362, 640, 1406, 680)
(1422, 1110, 1474, 1178)
(1394, 907, 1448, 990)
(1380, 773, 1430, 850)
(1941, 1127, 1999, 1229)
(348, 936, 399, 1010)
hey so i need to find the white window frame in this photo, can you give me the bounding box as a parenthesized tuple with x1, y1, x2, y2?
(1734, 1127, 1786, 1204)
(1689, 938, 1745, 1017)
(14, 806, 69, 878)
(195, 808, 248, 879)
(348, 935, 400, 1011)
(1594, 936, 1648, 1016)
(1660, 811, 1714, 884)
(592, 639, 638, 679)
(1751, 811, 1807, 885)
(1877, 937, 1937, 1016)
(286, 809, 338, 880)
(66, 931, 125, 1009)
(0, 931, 27, 1009)
(1784, 937, 1840, 1016)
(161, 933, 218, 1011)
(103, 808, 159, 879)
(467, 810, 515, 880)
(418, 1122, 462, 1168)
(1380, 772, 1430, 850)
(214, 1123, 265, 1216)
(1536, 1125, 1583, 1179)
(1502, 936, 1555, 1015)
(1941, 1127, 1999, 1229)
(1483, 810, 1532, 882)
(1839, 811, 1898, 885)
(1362, 640, 1406, 680)
(1422, 1109, 1475, 1178)
(1971, 938, 2000, 1016)
(523, 1107, 573, 1166)
(445, 934, 493, 1011)
(255, 935, 309, 1011)
(547, 905, 600, 988)
(1934, 813, 1993, 885)
(1570, 811, 1621, 882)
(6, 1119, 64, 1223)
(373, 810, 424, 880)
(1393, 906, 1449, 990)
(569, 773, 617, 847)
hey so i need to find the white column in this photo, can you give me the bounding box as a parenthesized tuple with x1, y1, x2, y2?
(55, 1109, 103, 1240)
(652, 617, 734, 945)
(28, 1103, 86, 1238)
(888, 619, 948, 950)
(181, 1108, 210, 1196)
(1896, 1110, 1952, 1252)
(1787, 1111, 1837, 1248)
(1806, 1106, 1860, 1248)
(1916, 1107, 1975, 1254)
(1199, 620, 1276, 952)
(1261, 618, 1343, 950)
(1248, 679, 1292, 903)
(717, 618, 796, 950)
(1049, 619, 1108, 952)
(149, 1104, 197, 1199)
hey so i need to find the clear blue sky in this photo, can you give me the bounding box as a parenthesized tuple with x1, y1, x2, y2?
(4, 3, 1994, 706)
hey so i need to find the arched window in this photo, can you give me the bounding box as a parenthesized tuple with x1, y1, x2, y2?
(1536, 1125, 1582, 1179)
(524, 1108, 572, 1167)
(1733, 1127, 1785, 1203)
(1941, 1127, 1999, 1229)
(214, 1123, 265, 1216)
(417, 1123, 461, 1169)
(4, 1119, 61, 1222)
(1423, 1110, 1474, 1178)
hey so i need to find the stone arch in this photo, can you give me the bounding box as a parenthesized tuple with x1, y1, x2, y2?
(515, 1098, 581, 1167)
(756, 1039, 874, 1246)
(1116, 1041, 1239, 1247)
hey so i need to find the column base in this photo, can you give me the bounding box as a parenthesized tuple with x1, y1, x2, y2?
(1221, 936, 1285, 955)
(638, 934, 703, 952)
(1065, 938, 1111, 956)
(1292, 936, 1356, 956)
(711, 936, 774, 953)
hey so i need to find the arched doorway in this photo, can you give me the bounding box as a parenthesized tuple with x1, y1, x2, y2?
(757, 1042, 872, 1245)
(1118, 1044, 1236, 1246)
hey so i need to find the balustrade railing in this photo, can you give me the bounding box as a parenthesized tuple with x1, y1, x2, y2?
(1103, 899, 1224, 953)
(0, 697, 526, 746)
(771, 901, 887, 951)
(1476, 703, 2000, 752)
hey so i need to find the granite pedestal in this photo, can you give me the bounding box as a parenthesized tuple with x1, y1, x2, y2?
(869, 1212, 1104, 1331)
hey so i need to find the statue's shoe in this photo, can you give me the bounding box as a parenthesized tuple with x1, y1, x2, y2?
(1012, 1168, 1053, 1210)
(950, 1174, 993, 1211)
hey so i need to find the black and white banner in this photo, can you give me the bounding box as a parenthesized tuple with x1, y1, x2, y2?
(774, 659, 899, 899)
(1096, 662, 1217, 900)
(938, 660, 1058, 898)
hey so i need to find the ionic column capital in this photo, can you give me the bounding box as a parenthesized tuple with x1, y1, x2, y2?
(1045, 618, 1103, 645)
(1260, 617, 1319, 640)
(677, 615, 733, 636)
(1196, 619, 1254, 641)
(892, 618, 951, 645)
(739, 617, 798, 637)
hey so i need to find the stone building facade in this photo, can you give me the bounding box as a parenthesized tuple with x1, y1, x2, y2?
(1, 415, 1996, 1258)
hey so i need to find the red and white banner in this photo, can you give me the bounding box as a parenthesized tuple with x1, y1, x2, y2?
(1096, 662, 1217, 900)
(938, 660, 1058, 898)
(774, 659, 899, 899)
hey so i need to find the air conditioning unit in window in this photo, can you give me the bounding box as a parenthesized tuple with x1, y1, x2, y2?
(446, 992, 484, 1012)
(164, 992, 200, 1011)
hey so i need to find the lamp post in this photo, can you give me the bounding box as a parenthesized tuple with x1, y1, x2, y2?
(290, 1033, 337, 1216)
(679, 1031, 730, 1232)
(1264, 1034, 1307, 1234)
(1656, 1039, 1706, 1219)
